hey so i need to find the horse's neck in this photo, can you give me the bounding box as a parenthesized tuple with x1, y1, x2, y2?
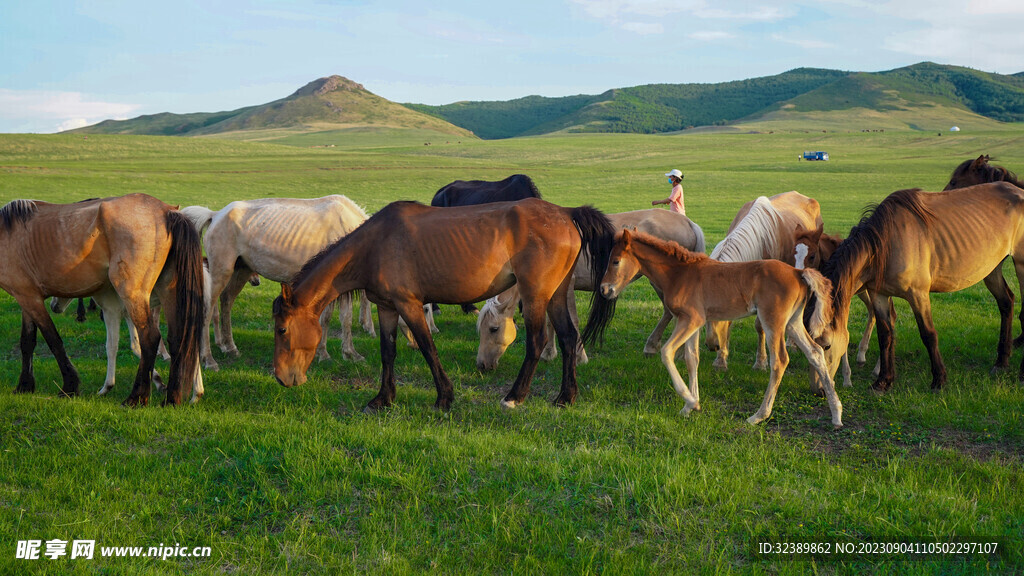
(632, 241, 689, 291)
(294, 241, 366, 312)
(829, 247, 873, 313)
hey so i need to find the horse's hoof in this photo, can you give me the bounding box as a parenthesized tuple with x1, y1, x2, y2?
(203, 360, 220, 372)
(122, 396, 149, 408)
(500, 398, 519, 410)
(343, 353, 366, 363)
(746, 414, 764, 425)
(833, 423, 844, 430)
(552, 395, 575, 408)
(362, 403, 386, 415)
(712, 359, 728, 371)
(752, 362, 768, 371)
(643, 348, 658, 357)
(97, 386, 112, 396)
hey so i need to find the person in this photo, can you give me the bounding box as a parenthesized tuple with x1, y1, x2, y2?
(652, 169, 685, 215)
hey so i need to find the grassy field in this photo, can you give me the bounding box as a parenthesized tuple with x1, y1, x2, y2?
(1, 128, 1023, 574)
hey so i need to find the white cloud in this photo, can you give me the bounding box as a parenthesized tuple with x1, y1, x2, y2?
(770, 33, 834, 50)
(622, 21, 664, 34)
(0, 90, 139, 133)
(570, 0, 789, 32)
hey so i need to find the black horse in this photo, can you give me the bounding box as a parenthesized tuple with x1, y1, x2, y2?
(431, 174, 542, 207)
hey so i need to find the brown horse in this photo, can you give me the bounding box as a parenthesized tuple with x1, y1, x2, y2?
(818, 183, 1024, 392)
(0, 194, 205, 405)
(272, 198, 616, 412)
(944, 154, 1023, 191)
(598, 230, 842, 428)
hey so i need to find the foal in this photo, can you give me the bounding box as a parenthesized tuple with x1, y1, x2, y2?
(599, 230, 842, 428)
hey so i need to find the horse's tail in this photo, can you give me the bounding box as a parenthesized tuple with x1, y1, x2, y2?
(574, 206, 617, 347)
(801, 268, 833, 339)
(689, 218, 706, 254)
(163, 210, 206, 405)
(180, 205, 216, 236)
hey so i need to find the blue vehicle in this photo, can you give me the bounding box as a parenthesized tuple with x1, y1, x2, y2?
(802, 151, 829, 161)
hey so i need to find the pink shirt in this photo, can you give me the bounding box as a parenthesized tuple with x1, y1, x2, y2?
(668, 184, 685, 215)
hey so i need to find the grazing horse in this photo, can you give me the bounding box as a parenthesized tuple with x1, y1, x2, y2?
(598, 230, 841, 428)
(0, 194, 204, 406)
(183, 196, 373, 370)
(272, 198, 616, 412)
(818, 183, 1024, 392)
(706, 191, 823, 370)
(475, 209, 705, 370)
(430, 174, 541, 207)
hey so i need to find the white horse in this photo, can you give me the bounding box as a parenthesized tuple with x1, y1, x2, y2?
(475, 209, 705, 370)
(182, 196, 374, 370)
(706, 191, 823, 371)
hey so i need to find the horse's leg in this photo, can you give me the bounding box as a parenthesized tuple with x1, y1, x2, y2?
(121, 303, 161, 407)
(339, 292, 365, 362)
(644, 302, 674, 357)
(982, 266, 1014, 372)
(216, 269, 248, 357)
(904, 290, 947, 390)
(15, 313, 37, 393)
(201, 263, 234, 371)
(500, 295, 551, 409)
(23, 298, 81, 397)
(753, 317, 768, 370)
(316, 298, 337, 361)
(683, 331, 701, 405)
(661, 314, 702, 414)
(422, 303, 437, 335)
(788, 316, 843, 428)
(566, 288, 587, 365)
(547, 276, 581, 407)
(541, 315, 558, 361)
(748, 316, 789, 425)
(365, 306, 400, 413)
(1013, 257, 1024, 348)
(871, 293, 897, 392)
(856, 291, 875, 365)
(710, 320, 731, 370)
(359, 291, 377, 336)
(96, 296, 124, 397)
(400, 301, 455, 411)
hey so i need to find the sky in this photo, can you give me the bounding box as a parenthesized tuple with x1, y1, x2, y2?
(1, 0, 1023, 133)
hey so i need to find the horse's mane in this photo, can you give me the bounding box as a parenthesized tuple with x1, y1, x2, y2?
(0, 199, 38, 230)
(514, 174, 543, 199)
(290, 200, 421, 287)
(709, 197, 784, 262)
(821, 188, 934, 305)
(626, 230, 710, 265)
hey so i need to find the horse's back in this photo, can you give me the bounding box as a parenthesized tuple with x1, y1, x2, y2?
(431, 174, 540, 207)
(769, 191, 822, 228)
(610, 209, 702, 252)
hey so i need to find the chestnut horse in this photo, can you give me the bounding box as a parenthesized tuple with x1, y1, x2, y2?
(706, 191, 823, 371)
(0, 194, 204, 406)
(598, 230, 842, 428)
(475, 208, 705, 370)
(818, 183, 1024, 392)
(272, 198, 616, 412)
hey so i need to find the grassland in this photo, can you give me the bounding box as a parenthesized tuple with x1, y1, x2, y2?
(1, 127, 1023, 574)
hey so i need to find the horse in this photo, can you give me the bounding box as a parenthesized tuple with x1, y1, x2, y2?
(430, 174, 543, 314)
(0, 194, 204, 406)
(272, 198, 617, 412)
(430, 174, 541, 207)
(598, 230, 842, 428)
(817, 183, 1024, 392)
(705, 191, 823, 371)
(944, 154, 1023, 191)
(182, 196, 373, 370)
(475, 209, 705, 370)
(944, 155, 1024, 345)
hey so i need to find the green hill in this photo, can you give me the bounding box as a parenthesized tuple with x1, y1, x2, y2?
(70, 76, 475, 141)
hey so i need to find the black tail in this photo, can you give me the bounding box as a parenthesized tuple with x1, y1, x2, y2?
(574, 206, 617, 347)
(162, 211, 205, 405)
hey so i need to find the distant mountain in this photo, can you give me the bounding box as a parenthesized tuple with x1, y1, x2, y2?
(69, 76, 475, 139)
(68, 63, 1024, 141)
(410, 63, 1024, 138)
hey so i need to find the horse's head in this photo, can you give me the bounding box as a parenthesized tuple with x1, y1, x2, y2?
(793, 223, 824, 269)
(476, 291, 518, 371)
(599, 229, 640, 300)
(272, 283, 322, 387)
(944, 154, 991, 190)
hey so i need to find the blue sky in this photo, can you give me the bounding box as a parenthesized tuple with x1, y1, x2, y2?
(2, 0, 1022, 133)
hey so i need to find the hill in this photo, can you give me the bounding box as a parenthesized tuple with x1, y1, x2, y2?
(410, 63, 1024, 137)
(70, 76, 475, 141)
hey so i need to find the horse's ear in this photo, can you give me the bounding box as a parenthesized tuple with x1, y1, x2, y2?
(812, 223, 824, 241)
(973, 155, 988, 169)
(621, 228, 632, 247)
(794, 223, 807, 236)
(280, 283, 293, 303)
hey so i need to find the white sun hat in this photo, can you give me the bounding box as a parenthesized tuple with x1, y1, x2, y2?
(665, 169, 683, 178)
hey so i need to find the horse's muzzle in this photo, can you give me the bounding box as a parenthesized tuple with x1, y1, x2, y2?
(599, 284, 618, 299)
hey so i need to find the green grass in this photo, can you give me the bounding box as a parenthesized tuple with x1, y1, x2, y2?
(1, 129, 1023, 574)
